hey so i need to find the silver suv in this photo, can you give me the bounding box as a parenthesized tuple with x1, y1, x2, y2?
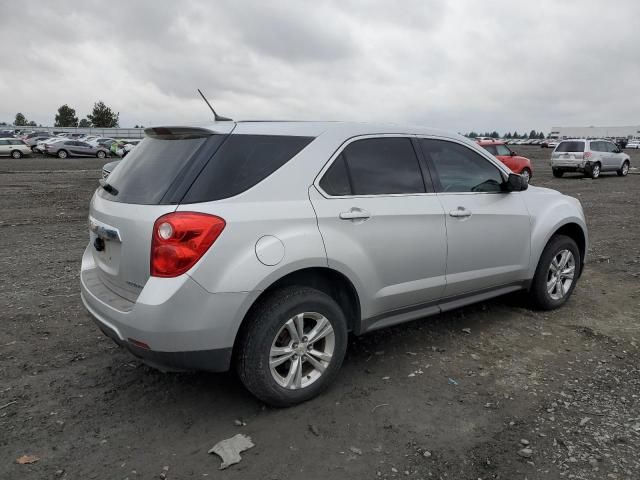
(81, 122, 588, 406)
(551, 139, 631, 178)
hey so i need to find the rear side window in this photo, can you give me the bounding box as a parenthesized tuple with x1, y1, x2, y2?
(319, 154, 351, 196)
(9, 139, 24, 145)
(322, 137, 425, 196)
(182, 134, 314, 203)
(0, 140, 8, 145)
(556, 141, 585, 152)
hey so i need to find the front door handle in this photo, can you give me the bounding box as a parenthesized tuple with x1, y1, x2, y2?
(449, 207, 472, 218)
(339, 208, 371, 221)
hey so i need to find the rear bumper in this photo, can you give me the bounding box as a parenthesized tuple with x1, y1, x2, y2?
(551, 159, 593, 172)
(80, 245, 251, 372)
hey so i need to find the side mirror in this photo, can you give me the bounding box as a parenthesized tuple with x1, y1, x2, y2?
(510, 150, 516, 156)
(504, 172, 528, 192)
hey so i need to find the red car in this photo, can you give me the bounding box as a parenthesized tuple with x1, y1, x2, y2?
(476, 140, 533, 182)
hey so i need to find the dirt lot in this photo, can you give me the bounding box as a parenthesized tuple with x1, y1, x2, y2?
(1, 146, 639, 480)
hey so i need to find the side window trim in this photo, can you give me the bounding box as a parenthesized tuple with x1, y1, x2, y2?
(314, 134, 434, 198)
(416, 136, 509, 194)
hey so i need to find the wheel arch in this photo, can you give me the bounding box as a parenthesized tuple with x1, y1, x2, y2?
(232, 266, 362, 362)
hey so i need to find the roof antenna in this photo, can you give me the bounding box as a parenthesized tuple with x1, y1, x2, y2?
(197, 89, 232, 121)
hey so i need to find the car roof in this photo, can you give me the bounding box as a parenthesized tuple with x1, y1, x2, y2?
(146, 121, 465, 142)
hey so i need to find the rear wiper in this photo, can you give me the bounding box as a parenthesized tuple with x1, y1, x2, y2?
(99, 179, 119, 196)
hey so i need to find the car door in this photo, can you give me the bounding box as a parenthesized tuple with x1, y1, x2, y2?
(418, 137, 531, 298)
(310, 136, 447, 322)
(0, 139, 9, 156)
(604, 142, 621, 170)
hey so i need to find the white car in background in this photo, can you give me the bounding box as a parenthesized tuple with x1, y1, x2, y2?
(0, 138, 31, 158)
(626, 139, 640, 149)
(37, 136, 69, 153)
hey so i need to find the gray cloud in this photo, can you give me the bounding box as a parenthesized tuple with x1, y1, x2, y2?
(1, 0, 639, 133)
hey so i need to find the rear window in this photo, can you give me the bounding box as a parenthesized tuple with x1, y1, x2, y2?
(556, 141, 585, 152)
(182, 134, 314, 203)
(101, 133, 313, 205)
(99, 133, 220, 204)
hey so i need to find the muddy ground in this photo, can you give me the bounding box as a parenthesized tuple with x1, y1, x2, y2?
(1, 146, 639, 480)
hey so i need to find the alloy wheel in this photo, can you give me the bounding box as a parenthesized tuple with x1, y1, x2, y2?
(546, 249, 575, 300)
(591, 164, 600, 178)
(269, 312, 335, 390)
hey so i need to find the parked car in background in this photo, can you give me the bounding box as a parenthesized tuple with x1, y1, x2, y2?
(101, 159, 121, 179)
(88, 137, 115, 147)
(36, 136, 68, 153)
(0, 138, 31, 158)
(24, 134, 52, 151)
(625, 139, 640, 149)
(115, 139, 142, 157)
(551, 139, 630, 178)
(0, 130, 15, 138)
(44, 140, 110, 159)
(81, 121, 588, 406)
(477, 139, 533, 182)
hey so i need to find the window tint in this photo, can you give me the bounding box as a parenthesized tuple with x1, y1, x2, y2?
(319, 154, 351, 196)
(0, 139, 8, 145)
(606, 142, 617, 152)
(338, 137, 425, 195)
(556, 141, 585, 152)
(101, 134, 221, 204)
(182, 134, 314, 203)
(420, 139, 504, 193)
(9, 140, 23, 145)
(589, 141, 601, 152)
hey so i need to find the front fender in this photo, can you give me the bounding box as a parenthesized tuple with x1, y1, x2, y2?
(525, 188, 588, 278)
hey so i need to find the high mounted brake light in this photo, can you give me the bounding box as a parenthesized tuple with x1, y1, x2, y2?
(151, 212, 225, 277)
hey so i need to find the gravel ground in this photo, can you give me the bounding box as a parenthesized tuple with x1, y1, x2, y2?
(1, 146, 639, 479)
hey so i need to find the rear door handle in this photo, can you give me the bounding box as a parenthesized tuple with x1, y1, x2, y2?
(449, 207, 472, 218)
(339, 208, 371, 221)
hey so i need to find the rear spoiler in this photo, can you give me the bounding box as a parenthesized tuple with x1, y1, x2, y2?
(144, 125, 235, 140)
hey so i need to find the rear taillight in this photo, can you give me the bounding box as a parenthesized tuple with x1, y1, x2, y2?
(583, 151, 592, 160)
(150, 212, 225, 278)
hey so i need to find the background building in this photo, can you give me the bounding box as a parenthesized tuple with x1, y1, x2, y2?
(549, 125, 640, 139)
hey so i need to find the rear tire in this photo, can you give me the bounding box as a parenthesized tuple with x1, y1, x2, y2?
(11, 150, 22, 159)
(552, 168, 564, 178)
(617, 161, 629, 177)
(57, 150, 68, 159)
(529, 235, 581, 310)
(586, 162, 601, 179)
(236, 286, 348, 407)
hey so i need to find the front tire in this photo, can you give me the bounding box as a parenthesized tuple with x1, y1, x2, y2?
(96, 150, 106, 159)
(57, 149, 68, 159)
(11, 150, 22, 159)
(530, 235, 581, 310)
(520, 168, 531, 183)
(236, 286, 348, 407)
(617, 161, 629, 177)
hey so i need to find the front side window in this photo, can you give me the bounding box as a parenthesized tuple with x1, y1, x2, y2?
(481, 145, 498, 155)
(319, 137, 427, 196)
(495, 144, 512, 156)
(420, 139, 504, 193)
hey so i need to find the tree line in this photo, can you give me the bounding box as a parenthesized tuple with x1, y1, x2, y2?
(5, 101, 127, 129)
(465, 130, 546, 139)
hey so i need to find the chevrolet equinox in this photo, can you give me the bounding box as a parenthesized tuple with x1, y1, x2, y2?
(81, 122, 588, 406)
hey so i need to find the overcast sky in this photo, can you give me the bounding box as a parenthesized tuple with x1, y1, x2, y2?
(1, 0, 639, 134)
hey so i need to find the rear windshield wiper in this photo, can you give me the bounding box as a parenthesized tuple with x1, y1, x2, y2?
(99, 179, 119, 196)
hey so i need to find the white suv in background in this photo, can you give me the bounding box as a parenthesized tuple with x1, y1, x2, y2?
(551, 139, 631, 178)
